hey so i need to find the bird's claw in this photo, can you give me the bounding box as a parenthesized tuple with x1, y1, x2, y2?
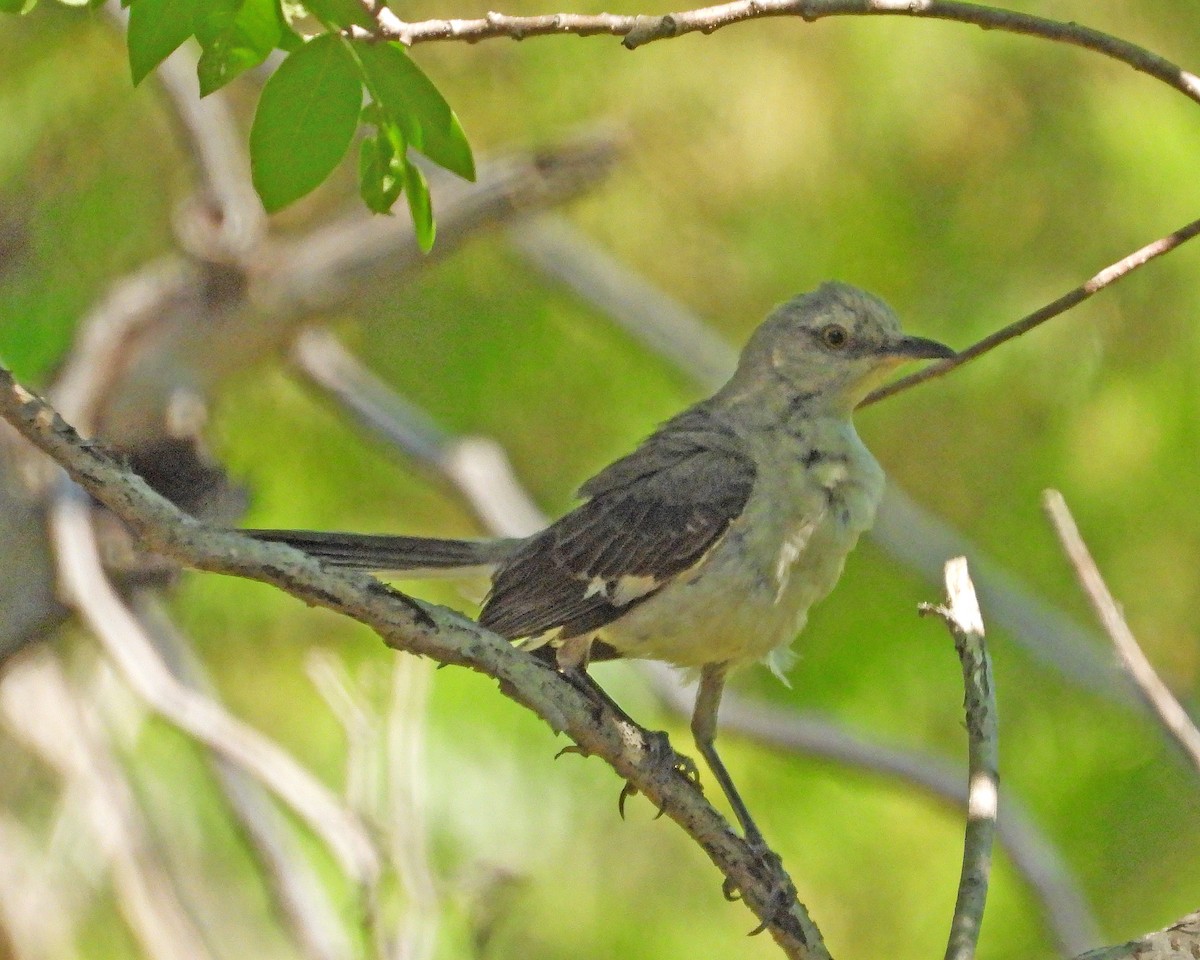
(643, 730, 702, 789)
(723, 839, 795, 936)
(554, 744, 590, 760)
(617, 781, 637, 819)
(614, 730, 704, 821)
(745, 880, 796, 937)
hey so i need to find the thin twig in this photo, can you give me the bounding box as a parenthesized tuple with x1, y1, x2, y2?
(1043, 491, 1200, 778)
(644, 666, 1095, 956)
(863, 215, 1200, 406)
(920, 557, 998, 960)
(292, 330, 546, 538)
(354, 0, 1200, 109)
(1072, 910, 1200, 960)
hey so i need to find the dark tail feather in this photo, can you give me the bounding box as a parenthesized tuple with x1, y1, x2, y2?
(242, 529, 520, 574)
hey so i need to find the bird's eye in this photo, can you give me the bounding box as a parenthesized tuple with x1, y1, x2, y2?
(821, 324, 848, 349)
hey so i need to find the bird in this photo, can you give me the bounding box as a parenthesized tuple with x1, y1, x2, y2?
(247, 281, 953, 846)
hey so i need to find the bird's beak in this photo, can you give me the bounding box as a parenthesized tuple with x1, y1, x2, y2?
(885, 334, 956, 362)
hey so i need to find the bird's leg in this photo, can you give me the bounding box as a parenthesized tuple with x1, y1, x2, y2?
(694, 662, 794, 924)
(540, 642, 701, 811)
(692, 662, 766, 850)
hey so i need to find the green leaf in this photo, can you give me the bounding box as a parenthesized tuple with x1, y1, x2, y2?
(0, 0, 34, 13)
(353, 40, 475, 181)
(249, 34, 362, 212)
(403, 156, 434, 252)
(127, 0, 197, 85)
(195, 0, 284, 95)
(302, 0, 374, 30)
(358, 130, 404, 214)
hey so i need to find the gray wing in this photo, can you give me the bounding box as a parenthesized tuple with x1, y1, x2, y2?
(480, 406, 755, 642)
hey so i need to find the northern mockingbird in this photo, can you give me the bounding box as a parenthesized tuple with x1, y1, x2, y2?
(249, 282, 953, 846)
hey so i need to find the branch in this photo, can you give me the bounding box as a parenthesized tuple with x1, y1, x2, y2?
(358, 0, 1200, 109)
(0, 366, 825, 957)
(862, 215, 1200, 406)
(1043, 491, 1200, 779)
(920, 558, 998, 960)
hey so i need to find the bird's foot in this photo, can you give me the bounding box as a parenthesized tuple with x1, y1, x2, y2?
(644, 729, 702, 785)
(721, 839, 796, 936)
(617, 729, 703, 819)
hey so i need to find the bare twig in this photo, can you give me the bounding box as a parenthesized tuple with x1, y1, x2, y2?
(45, 482, 383, 887)
(294, 334, 1101, 955)
(644, 664, 1096, 956)
(1043, 491, 1200, 778)
(0, 363, 827, 958)
(863, 215, 1200, 406)
(355, 0, 1200, 108)
(920, 558, 998, 960)
(292, 330, 546, 538)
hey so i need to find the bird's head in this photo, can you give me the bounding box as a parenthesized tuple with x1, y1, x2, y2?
(728, 282, 954, 415)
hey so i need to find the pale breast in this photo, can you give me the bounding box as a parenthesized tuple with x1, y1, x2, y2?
(599, 420, 885, 672)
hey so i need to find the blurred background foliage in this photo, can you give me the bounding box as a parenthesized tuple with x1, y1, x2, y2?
(1, 1, 1199, 958)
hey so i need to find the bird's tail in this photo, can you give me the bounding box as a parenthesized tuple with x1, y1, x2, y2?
(242, 529, 521, 576)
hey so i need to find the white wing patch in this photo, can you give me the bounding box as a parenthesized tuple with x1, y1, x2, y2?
(584, 574, 661, 606)
(612, 574, 661, 606)
(774, 519, 817, 603)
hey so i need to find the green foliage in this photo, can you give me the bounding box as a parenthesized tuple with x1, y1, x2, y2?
(126, 0, 196, 84)
(249, 32, 360, 212)
(121, 0, 476, 234)
(353, 40, 474, 247)
(194, 0, 284, 95)
(353, 39, 475, 181)
(358, 124, 405, 214)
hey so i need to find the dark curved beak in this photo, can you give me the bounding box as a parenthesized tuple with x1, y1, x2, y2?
(887, 334, 956, 361)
